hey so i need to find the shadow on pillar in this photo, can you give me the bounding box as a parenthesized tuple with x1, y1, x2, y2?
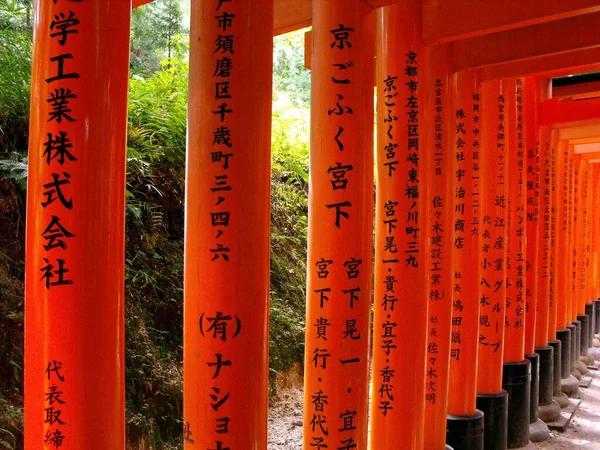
(446, 410, 484, 450)
(548, 340, 569, 407)
(477, 391, 508, 450)
(502, 360, 532, 449)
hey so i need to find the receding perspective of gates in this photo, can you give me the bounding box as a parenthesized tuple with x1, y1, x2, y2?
(21, 0, 600, 449)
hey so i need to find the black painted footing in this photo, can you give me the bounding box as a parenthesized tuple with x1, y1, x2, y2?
(556, 329, 571, 378)
(578, 314, 589, 354)
(536, 346, 553, 407)
(526, 353, 539, 424)
(477, 391, 508, 450)
(571, 322, 580, 368)
(594, 299, 600, 334)
(447, 410, 484, 450)
(586, 303, 594, 348)
(503, 360, 531, 448)
(548, 340, 562, 397)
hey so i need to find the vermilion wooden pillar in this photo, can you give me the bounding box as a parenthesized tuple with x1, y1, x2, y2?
(303, 2, 375, 449)
(446, 70, 485, 450)
(184, 1, 273, 448)
(535, 125, 551, 352)
(575, 158, 590, 357)
(24, 1, 130, 448)
(502, 78, 531, 449)
(476, 79, 509, 450)
(371, 2, 427, 449)
(548, 131, 559, 345)
(593, 165, 600, 331)
(556, 140, 570, 332)
(535, 124, 563, 419)
(522, 77, 548, 435)
(423, 43, 455, 450)
(565, 148, 580, 385)
(554, 139, 577, 400)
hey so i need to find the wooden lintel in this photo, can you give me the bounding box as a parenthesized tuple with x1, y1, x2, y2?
(479, 48, 600, 81)
(575, 146, 600, 157)
(557, 123, 600, 140)
(453, 12, 600, 72)
(274, 0, 401, 35)
(568, 136, 600, 145)
(423, 0, 600, 44)
(554, 81, 600, 99)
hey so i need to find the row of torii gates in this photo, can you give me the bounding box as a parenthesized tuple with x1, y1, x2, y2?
(23, 0, 600, 449)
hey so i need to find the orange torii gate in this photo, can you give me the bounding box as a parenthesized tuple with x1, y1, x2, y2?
(23, 1, 600, 450)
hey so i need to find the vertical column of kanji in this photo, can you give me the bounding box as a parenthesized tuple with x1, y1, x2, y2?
(566, 150, 575, 328)
(184, 1, 273, 448)
(24, 1, 130, 449)
(572, 156, 585, 363)
(556, 141, 569, 334)
(535, 126, 551, 352)
(504, 78, 527, 363)
(524, 77, 539, 360)
(476, 80, 509, 450)
(370, 2, 427, 449)
(423, 44, 455, 450)
(303, 2, 375, 450)
(566, 148, 580, 385)
(502, 78, 532, 449)
(583, 165, 594, 351)
(446, 71, 485, 450)
(548, 131, 559, 345)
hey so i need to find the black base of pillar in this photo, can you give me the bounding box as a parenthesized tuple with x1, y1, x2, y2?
(548, 340, 562, 396)
(585, 303, 594, 347)
(578, 314, 589, 354)
(536, 346, 553, 407)
(556, 329, 571, 378)
(447, 410, 484, 450)
(477, 391, 508, 450)
(594, 299, 600, 334)
(570, 322, 580, 369)
(526, 353, 539, 424)
(503, 360, 531, 448)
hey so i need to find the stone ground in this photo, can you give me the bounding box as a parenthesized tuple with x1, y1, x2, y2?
(535, 346, 600, 450)
(267, 349, 600, 450)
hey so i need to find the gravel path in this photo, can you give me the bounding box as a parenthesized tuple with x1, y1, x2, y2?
(267, 351, 600, 450)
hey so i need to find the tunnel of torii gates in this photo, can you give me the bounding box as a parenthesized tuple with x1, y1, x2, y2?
(21, 0, 600, 449)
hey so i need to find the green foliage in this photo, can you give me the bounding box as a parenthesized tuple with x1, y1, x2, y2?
(273, 29, 312, 109)
(0, 1, 31, 155)
(130, 0, 188, 76)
